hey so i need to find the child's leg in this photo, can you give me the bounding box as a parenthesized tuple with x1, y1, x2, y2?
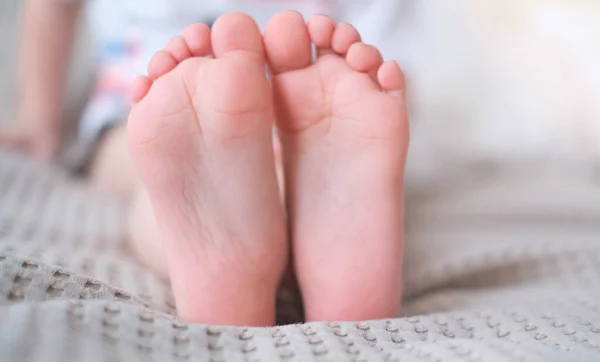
(264, 12, 408, 322)
(83, 126, 168, 278)
(88, 124, 139, 198)
(127, 14, 287, 326)
(127, 186, 169, 279)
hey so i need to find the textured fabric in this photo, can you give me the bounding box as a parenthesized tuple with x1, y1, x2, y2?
(1, 150, 600, 362)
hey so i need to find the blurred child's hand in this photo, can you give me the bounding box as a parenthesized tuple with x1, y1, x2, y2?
(1, 0, 82, 163)
(0, 120, 60, 162)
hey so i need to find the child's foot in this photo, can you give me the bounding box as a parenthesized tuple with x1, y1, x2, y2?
(127, 13, 287, 326)
(264, 12, 408, 322)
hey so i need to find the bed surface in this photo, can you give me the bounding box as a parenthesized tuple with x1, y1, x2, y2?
(1, 151, 599, 361)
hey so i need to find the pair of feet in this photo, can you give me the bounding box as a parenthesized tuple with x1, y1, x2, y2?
(127, 11, 408, 326)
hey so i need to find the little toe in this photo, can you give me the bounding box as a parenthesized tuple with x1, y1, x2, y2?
(264, 11, 312, 75)
(332, 22, 361, 55)
(307, 14, 336, 57)
(347, 43, 384, 74)
(183, 23, 212, 57)
(164, 36, 193, 63)
(211, 12, 264, 59)
(129, 76, 153, 104)
(147, 51, 178, 80)
(378, 61, 406, 99)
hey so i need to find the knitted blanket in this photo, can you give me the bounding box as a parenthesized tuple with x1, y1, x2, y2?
(1, 150, 599, 362)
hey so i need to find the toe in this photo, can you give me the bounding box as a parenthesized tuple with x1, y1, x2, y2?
(378, 61, 406, 99)
(211, 12, 264, 59)
(164, 36, 192, 63)
(130, 76, 153, 104)
(147, 51, 178, 79)
(346, 43, 384, 74)
(332, 22, 361, 55)
(183, 23, 212, 57)
(307, 14, 336, 57)
(264, 11, 312, 75)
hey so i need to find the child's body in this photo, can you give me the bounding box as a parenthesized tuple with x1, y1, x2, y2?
(0, 1, 407, 326)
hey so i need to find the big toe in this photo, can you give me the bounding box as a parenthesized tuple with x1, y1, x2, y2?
(264, 11, 312, 75)
(211, 12, 264, 59)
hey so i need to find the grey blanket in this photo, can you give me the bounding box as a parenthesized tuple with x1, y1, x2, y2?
(1, 150, 599, 362)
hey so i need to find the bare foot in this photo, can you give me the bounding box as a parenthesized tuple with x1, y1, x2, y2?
(264, 12, 408, 322)
(127, 13, 287, 326)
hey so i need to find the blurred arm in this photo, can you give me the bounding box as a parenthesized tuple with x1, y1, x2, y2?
(17, 0, 82, 130)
